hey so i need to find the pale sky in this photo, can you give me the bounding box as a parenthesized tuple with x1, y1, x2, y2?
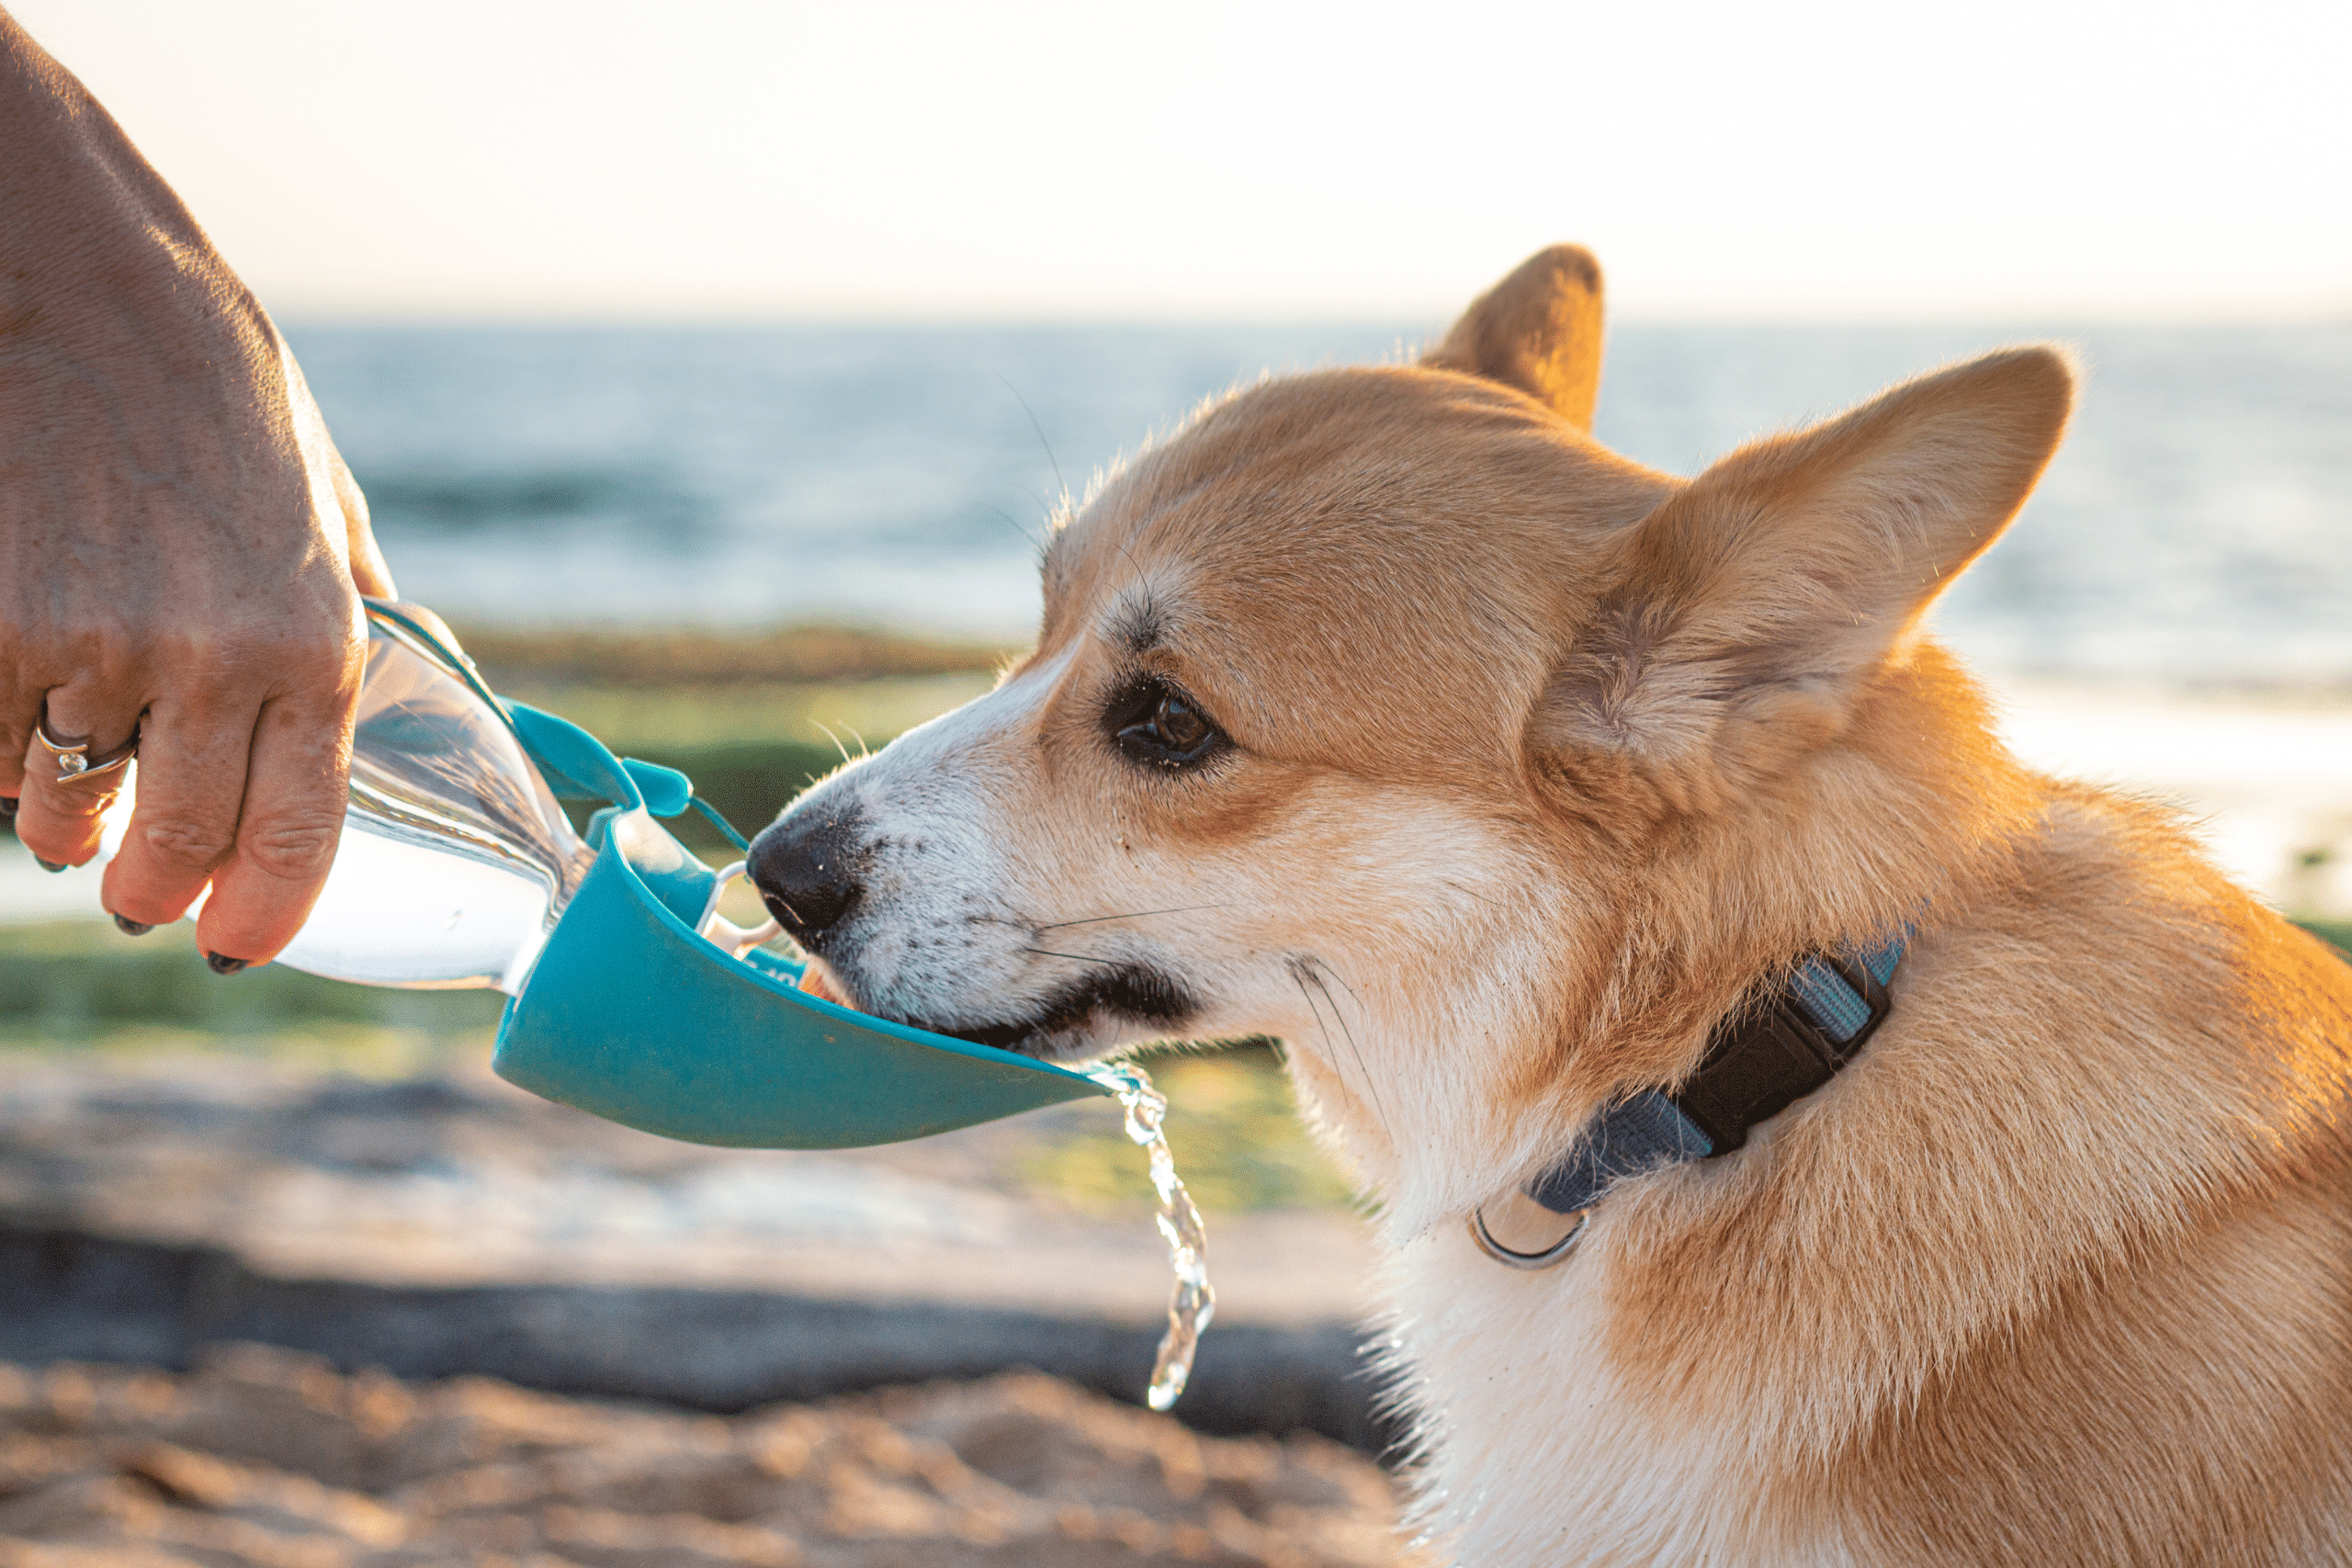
(15, 0, 2350, 321)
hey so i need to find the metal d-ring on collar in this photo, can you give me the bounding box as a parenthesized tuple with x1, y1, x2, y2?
(1468, 1203, 1591, 1269)
(32, 723, 137, 787)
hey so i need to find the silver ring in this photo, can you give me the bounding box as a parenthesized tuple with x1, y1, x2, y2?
(33, 724, 89, 774)
(33, 724, 136, 787)
(1468, 1203, 1590, 1270)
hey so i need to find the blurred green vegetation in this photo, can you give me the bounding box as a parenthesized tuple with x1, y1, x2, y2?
(1022, 1045, 1358, 1213)
(501, 675, 997, 752)
(593, 737, 851, 852)
(2, 625, 1003, 849)
(452, 621, 1011, 688)
(2305, 919, 2352, 960)
(0, 919, 503, 1076)
(471, 626, 1005, 848)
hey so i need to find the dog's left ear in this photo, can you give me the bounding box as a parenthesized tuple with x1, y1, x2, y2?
(1534, 346, 2075, 799)
(1424, 244, 1605, 431)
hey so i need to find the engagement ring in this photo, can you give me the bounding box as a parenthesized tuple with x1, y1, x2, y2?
(33, 724, 136, 786)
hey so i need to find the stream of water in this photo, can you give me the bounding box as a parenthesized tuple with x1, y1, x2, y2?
(1086, 1061, 1216, 1410)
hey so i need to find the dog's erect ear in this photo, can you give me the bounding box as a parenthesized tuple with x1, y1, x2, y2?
(1534, 346, 2075, 797)
(1423, 245, 1606, 431)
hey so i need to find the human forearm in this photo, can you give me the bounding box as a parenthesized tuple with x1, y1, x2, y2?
(1, 7, 283, 463)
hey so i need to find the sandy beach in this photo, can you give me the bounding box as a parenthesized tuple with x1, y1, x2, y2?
(0, 1351, 1414, 1567)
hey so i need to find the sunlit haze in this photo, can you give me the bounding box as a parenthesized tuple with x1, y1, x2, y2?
(14, 0, 2349, 321)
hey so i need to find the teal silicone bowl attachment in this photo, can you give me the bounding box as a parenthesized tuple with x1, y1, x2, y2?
(488, 700, 1108, 1148)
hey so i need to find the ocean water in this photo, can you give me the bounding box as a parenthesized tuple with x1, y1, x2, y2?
(287, 321, 2352, 684)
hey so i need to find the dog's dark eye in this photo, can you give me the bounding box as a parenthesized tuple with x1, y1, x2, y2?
(1108, 679, 1227, 770)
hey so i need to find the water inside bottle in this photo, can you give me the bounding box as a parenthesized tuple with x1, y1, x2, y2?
(277, 605, 600, 991)
(1085, 1060, 1216, 1410)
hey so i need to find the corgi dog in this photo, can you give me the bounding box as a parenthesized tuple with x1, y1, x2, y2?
(749, 247, 2352, 1565)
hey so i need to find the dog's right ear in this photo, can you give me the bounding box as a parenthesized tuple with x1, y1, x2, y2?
(1423, 244, 1606, 432)
(1531, 346, 2075, 814)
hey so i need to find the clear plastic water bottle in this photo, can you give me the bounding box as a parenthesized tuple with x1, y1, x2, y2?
(100, 602, 599, 993)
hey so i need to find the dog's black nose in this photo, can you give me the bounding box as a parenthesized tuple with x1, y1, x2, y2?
(748, 806, 866, 950)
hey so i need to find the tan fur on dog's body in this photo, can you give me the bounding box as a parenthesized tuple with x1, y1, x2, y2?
(769, 248, 2352, 1562)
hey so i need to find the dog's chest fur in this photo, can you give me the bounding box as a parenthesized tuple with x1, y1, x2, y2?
(1389, 1234, 1804, 1567)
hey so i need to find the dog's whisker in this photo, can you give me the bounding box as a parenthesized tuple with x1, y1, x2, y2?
(978, 501, 1045, 553)
(1309, 961, 1393, 1146)
(1012, 482, 1063, 527)
(1035, 904, 1227, 931)
(1292, 958, 1392, 1147)
(995, 371, 1069, 510)
(1022, 945, 1125, 968)
(1441, 879, 1501, 909)
(811, 720, 854, 767)
(1311, 959, 1367, 1005)
(1292, 967, 1340, 1070)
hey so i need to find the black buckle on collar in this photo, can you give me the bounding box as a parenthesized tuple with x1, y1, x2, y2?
(1668, 953, 1893, 1156)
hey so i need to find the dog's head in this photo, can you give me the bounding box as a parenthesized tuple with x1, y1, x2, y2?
(751, 247, 2071, 1224)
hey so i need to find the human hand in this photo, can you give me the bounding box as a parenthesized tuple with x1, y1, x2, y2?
(2, 9, 394, 968)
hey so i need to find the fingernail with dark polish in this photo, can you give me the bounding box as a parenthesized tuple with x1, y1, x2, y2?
(113, 915, 153, 936)
(0, 795, 17, 818)
(36, 858, 67, 874)
(206, 953, 249, 976)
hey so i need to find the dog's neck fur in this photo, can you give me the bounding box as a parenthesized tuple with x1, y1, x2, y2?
(1532, 641, 2030, 1134)
(1290, 640, 2034, 1240)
